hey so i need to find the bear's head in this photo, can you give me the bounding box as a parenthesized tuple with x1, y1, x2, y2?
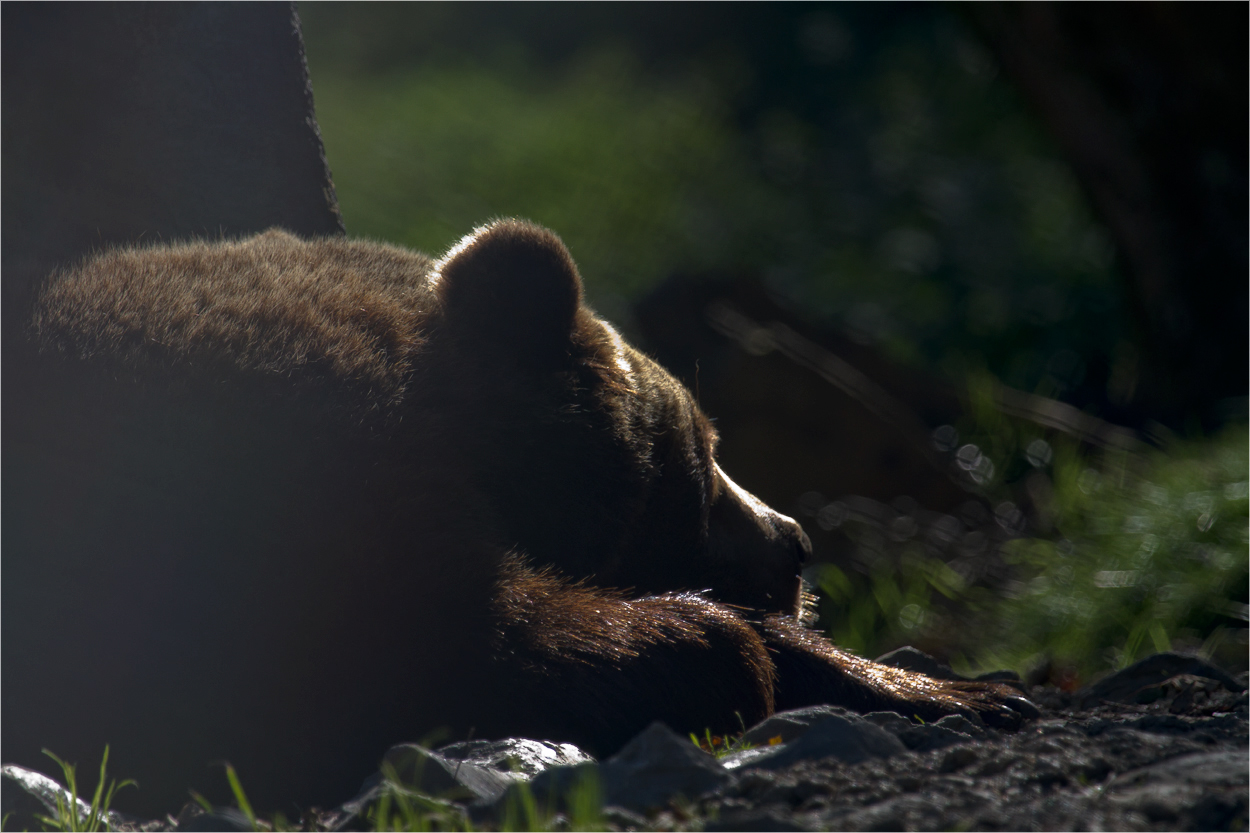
(433, 219, 811, 614)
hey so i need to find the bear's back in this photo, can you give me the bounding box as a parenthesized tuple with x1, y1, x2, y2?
(33, 230, 437, 407)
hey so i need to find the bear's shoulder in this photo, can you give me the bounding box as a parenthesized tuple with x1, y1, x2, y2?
(32, 229, 436, 400)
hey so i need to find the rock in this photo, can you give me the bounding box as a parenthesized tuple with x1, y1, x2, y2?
(600, 804, 649, 830)
(739, 705, 857, 747)
(700, 655, 1248, 832)
(895, 723, 973, 752)
(175, 807, 254, 831)
(874, 646, 963, 680)
(836, 794, 934, 831)
(1, 763, 130, 831)
(861, 711, 916, 735)
(1105, 750, 1248, 830)
(435, 738, 593, 780)
(1075, 652, 1247, 709)
(937, 744, 980, 773)
(359, 737, 593, 806)
(866, 712, 989, 754)
(705, 808, 813, 831)
(328, 737, 592, 829)
(510, 721, 732, 817)
(933, 713, 988, 738)
(875, 645, 1024, 687)
(739, 715, 907, 771)
(377, 743, 516, 802)
(721, 746, 786, 771)
(1, 765, 62, 833)
(598, 722, 732, 813)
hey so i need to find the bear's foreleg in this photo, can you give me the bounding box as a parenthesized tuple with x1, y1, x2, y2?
(760, 615, 1038, 729)
(491, 557, 775, 754)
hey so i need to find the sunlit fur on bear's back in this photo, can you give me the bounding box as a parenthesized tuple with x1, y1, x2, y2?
(32, 230, 436, 403)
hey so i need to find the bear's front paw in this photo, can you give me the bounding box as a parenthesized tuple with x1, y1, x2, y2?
(972, 684, 1041, 730)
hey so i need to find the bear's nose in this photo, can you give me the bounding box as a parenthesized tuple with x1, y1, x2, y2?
(795, 526, 812, 564)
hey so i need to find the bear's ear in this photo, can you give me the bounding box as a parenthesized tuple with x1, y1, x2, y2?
(434, 220, 583, 365)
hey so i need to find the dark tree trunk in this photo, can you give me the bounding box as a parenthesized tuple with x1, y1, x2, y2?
(1, 1, 345, 325)
(967, 2, 1249, 429)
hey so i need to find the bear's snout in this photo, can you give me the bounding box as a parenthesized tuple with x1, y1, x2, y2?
(794, 524, 813, 564)
(706, 461, 809, 613)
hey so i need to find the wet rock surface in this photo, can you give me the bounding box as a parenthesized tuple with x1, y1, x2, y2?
(3, 651, 1245, 830)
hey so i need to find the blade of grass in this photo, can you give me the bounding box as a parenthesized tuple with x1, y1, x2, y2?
(223, 764, 257, 831)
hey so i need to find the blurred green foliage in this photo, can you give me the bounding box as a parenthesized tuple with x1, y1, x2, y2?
(300, 3, 1123, 400)
(813, 425, 1249, 684)
(308, 50, 782, 320)
(984, 427, 1248, 680)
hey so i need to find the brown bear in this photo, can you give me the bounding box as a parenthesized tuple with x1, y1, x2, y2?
(4, 220, 1034, 817)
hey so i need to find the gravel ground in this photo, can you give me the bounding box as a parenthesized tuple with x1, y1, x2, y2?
(4, 654, 1246, 831)
(694, 697, 1247, 832)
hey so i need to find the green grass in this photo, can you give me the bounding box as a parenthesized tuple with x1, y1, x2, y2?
(30, 747, 135, 833)
(17, 748, 606, 832)
(498, 768, 605, 833)
(366, 760, 472, 832)
(974, 425, 1248, 681)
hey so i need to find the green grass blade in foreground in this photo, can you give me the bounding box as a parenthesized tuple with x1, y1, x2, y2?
(224, 764, 257, 830)
(36, 746, 135, 833)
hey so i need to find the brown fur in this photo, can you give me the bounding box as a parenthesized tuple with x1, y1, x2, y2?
(491, 556, 776, 752)
(8, 219, 1033, 817)
(34, 230, 432, 403)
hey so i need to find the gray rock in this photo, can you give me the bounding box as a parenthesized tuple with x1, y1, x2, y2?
(378, 743, 517, 802)
(1, 763, 129, 831)
(937, 744, 980, 773)
(698, 655, 1247, 832)
(868, 712, 987, 753)
(740, 715, 907, 771)
(1105, 750, 1249, 830)
(721, 746, 785, 771)
(600, 804, 649, 830)
(861, 710, 916, 735)
(933, 713, 988, 738)
(875, 645, 1023, 685)
(1075, 652, 1247, 709)
(739, 705, 857, 747)
(514, 721, 732, 817)
(331, 737, 589, 828)
(705, 808, 813, 831)
(875, 645, 963, 680)
(361, 737, 592, 807)
(896, 723, 974, 752)
(435, 738, 593, 781)
(836, 794, 935, 831)
(1109, 748, 1248, 791)
(599, 721, 732, 813)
